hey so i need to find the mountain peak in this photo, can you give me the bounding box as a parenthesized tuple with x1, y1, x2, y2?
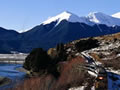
(87, 12, 105, 23)
(61, 11, 73, 14)
(88, 12, 104, 15)
(42, 11, 120, 27)
(87, 12, 108, 17)
(86, 12, 120, 26)
(42, 11, 81, 25)
(112, 12, 120, 18)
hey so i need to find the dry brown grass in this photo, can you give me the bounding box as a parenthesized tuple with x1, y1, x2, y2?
(89, 52, 120, 70)
(11, 56, 95, 90)
(102, 57, 120, 70)
(95, 32, 120, 41)
(52, 56, 89, 90)
(11, 75, 56, 90)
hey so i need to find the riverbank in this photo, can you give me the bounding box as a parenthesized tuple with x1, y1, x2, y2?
(16, 67, 28, 73)
(0, 63, 26, 90)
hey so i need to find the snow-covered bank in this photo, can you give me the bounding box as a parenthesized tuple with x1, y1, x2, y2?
(69, 86, 95, 90)
(0, 54, 28, 59)
(0, 54, 28, 64)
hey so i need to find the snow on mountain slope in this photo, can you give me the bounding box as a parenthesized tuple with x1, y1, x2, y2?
(42, 11, 120, 27)
(43, 11, 90, 26)
(112, 12, 120, 18)
(87, 12, 120, 26)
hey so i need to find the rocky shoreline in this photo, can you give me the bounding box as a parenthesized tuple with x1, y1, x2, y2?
(0, 64, 27, 89)
(0, 76, 11, 87)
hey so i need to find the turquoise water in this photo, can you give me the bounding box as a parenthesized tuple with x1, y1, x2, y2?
(0, 63, 26, 89)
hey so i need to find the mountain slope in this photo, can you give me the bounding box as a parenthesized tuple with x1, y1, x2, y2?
(87, 12, 120, 26)
(1, 11, 120, 53)
(0, 27, 20, 53)
(0, 27, 19, 40)
(20, 20, 120, 52)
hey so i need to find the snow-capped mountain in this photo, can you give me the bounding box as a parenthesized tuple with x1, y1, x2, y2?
(112, 12, 120, 18)
(1, 11, 120, 53)
(43, 11, 91, 26)
(87, 12, 120, 26)
(19, 11, 120, 52)
(43, 11, 120, 27)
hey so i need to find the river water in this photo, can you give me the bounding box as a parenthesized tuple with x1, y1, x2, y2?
(108, 72, 120, 90)
(0, 63, 26, 90)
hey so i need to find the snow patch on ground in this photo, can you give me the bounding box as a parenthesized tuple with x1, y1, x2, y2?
(0, 54, 28, 64)
(88, 71, 97, 77)
(107, 69, 120, 75)
(0, 54, 28, 59)
(69, 86, 95, 90)
(69, 86, 85, 90)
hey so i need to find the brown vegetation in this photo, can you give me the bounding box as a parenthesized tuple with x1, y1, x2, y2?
(102, 57, 120, 70)
(90, 52, 120, 70)
(95, 32, 120, 41)
(53, 56, 87, 90)
(11, 75, 56, 90)
(11, 56, 95, 90)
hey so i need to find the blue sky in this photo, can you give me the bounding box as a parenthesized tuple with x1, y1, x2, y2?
(0, 0, 120, 31)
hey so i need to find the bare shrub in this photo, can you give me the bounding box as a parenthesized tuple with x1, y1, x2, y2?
(11, 56, 95, 90)
(52, 56, 90, 90)
(12, 75, 56, 90)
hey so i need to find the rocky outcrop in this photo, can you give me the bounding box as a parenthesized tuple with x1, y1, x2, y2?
(0, 77, 11, 87)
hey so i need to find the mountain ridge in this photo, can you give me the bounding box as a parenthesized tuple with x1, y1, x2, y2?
(41, 11, 120, 28)
(0, 11, 120, 53)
